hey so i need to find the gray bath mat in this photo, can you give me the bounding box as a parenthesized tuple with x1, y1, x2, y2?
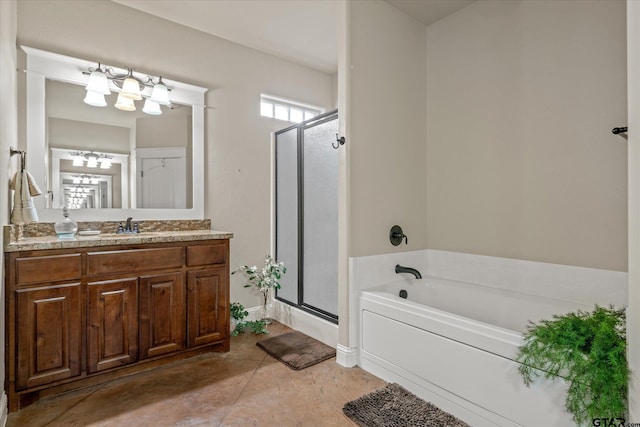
(256, 331, 336, 370)
(343, 383, 471, 427)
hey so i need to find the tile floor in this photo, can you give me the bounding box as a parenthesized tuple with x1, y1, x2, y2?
(7, 322, 386, 426)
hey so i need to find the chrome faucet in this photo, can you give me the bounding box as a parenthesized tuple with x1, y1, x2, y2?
(117, 218, 140, 234)
(395, 264, 422, 279)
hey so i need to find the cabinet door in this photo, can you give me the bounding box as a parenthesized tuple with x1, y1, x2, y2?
(139, 272, 185, 358)
(187, 267, 228, 347)
(87, 278, 138, 373)
(16, 283, 81, 390)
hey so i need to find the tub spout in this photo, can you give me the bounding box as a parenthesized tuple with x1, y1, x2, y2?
(395, 264, 422, 279)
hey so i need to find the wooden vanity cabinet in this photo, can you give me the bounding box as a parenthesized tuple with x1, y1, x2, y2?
(5, 239, 230, 412)
(86, 277, 139, 373)
(187, 266, 227, 347)
(139, 272, 184, 359)
(16, 283, 82, 390)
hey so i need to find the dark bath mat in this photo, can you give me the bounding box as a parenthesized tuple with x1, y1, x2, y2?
(343, 383, 471, 427)
(256, 331, 336, 370)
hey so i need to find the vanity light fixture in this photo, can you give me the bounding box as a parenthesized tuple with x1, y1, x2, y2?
(72, 154, 84, 167)
(114, 94, 136, 112)
(83, 63, 171, 115)
(99, 157, 112, 169)
(86, 154, 98, 168)
(71, 174, 100, 184)
(142, 98, 162, 115)
(69, 151, 113, 169)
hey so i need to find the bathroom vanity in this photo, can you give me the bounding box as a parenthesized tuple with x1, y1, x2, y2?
(4, 229, 232, 411)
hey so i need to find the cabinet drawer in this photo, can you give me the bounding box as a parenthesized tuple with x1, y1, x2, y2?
(87, 247, 183, 276)
(15, 254, 81, 286)
(186, 243, 227, 267)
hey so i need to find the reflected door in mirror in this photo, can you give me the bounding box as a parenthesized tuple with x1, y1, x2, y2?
(137, 148, 187, 209)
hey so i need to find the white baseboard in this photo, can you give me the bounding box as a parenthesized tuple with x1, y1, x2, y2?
(273, 301, 338, 348)
(336, 344, 357, 367)
(0, 392, 7, 427)
(244, 305, 263, 321)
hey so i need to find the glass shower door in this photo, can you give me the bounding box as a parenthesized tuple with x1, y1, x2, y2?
(275, 110, 339, 322)
(301, 116, 339, 318)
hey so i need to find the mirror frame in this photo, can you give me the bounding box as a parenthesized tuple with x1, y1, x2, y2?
(23, 46, 207, 221)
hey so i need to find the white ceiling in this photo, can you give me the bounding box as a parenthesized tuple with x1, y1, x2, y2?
(112, 0, 474, 74)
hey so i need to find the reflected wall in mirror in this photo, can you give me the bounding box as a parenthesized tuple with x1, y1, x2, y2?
(46, 80, 193, 209)
(23, 46, 207, 221)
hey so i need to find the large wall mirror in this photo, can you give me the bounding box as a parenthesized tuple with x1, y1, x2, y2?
(23, 46, 206, 221)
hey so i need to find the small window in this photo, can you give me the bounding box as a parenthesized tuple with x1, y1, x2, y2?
(260, 94, 323, 124)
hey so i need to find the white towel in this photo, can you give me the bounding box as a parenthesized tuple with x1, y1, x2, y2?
(10, 170, 41, 224)
(9, 170, 42, 196)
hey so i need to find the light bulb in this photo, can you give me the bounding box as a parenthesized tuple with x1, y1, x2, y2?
(83, 90, 107, 107)
(120, 77, 142, 100)
(150, 80, 170, 105)
(86, 69, 111, 95)
(142, 98, 162, 115)
(72, 156, 84, 167)
(86, 156, 98, 168)
(115, 93, 136, 111)
(100, 157, 112, 169)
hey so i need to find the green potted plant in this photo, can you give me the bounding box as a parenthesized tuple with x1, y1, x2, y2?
(229, 302, 268, 337)
(230, 302, 248, 332)
(233, 255, 286, 324)
(516, 305, 629, 425)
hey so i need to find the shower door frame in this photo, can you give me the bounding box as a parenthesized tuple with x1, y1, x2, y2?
(274, 109, 339, 324)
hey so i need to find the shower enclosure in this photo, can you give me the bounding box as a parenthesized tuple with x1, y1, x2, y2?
(275, 110, 339, 323)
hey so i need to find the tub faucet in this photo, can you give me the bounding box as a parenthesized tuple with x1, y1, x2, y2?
(395, 264, 422, 279)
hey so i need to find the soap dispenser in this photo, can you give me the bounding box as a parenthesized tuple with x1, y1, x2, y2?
(54, 206, 78, 239)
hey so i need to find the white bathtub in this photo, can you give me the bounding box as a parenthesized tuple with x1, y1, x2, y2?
(359, 276, 587, 426)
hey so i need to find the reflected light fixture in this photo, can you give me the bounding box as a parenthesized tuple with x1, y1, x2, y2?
(99, 157, 112, 169)
(83, 63, 170, 115)
(72, 154, 84, 167)
(86, 154, 98, 168)
(70, 151, 113, 169)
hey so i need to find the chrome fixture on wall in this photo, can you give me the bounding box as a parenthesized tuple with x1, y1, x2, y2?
(83, 63, 171, 115)
(389, 225, 407, 246)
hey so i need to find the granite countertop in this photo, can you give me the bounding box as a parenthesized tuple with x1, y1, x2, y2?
(4, 230, 234, 252)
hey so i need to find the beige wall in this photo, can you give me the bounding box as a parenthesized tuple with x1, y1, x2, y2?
(626, 0, 639, 418)
(136, 115, 190, 149)
(49, 117, 130, 153)
(1, 0, 17, 415)
(426, 0, 627, 271)
(349, 0, 427, 257)
(17, 0, 334, 306)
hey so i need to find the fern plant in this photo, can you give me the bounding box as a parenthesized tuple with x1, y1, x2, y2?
(516, 306, 629, 425)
